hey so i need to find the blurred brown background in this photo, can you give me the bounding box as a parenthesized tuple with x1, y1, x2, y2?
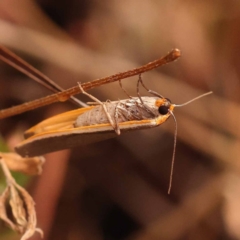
(0, 0, 240, 239)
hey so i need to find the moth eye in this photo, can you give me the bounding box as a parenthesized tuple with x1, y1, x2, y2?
(158, 105, 169, 115)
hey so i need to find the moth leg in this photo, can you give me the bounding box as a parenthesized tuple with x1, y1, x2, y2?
(137, 75, 156, 117)
(119, 80, 132, 98)
(114, 101, 121, 135)
(138, 74, 164, 99)
(136, 75, 144, 105)
(86, 102, 101, 105)
(77, 83, 120, 135)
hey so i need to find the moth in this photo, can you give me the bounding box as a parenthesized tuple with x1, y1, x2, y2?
(15, 76, 211, 158)
(15, 77, 174, 157)
(15, 77, 211, 193)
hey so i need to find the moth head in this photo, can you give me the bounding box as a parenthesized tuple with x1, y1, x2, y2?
(155, 98, 174, 116)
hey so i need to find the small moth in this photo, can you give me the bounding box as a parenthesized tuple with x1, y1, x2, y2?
(15, 77, 176, 157)
(15, 76, 212, 193)
(15, 76, 212, 157)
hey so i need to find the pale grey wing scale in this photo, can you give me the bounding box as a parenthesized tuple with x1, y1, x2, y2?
(75, 97, 159, 127)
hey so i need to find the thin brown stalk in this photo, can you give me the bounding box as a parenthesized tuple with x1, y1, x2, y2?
(0, 48, 180, 119)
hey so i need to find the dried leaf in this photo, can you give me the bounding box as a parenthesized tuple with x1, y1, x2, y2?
(0, 156, 43, 239)
(14, 183, 43, 240)
(0, 186, 22, 232)
(9, 184, 27, 227)
(0, 152, 45, 175)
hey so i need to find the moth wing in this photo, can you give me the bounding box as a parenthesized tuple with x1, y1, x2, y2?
(16, 109, 170, 157)
(24, 106, 95, 138)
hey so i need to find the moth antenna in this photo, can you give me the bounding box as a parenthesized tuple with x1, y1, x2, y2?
(174, 91, 212, 108)
(167, 91, 212, 193)
(168, 110, 177, 194)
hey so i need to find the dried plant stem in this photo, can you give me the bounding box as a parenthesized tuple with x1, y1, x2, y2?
(0, 45, 85, 107)
(0, 49, 180, 119)
(0, 157, 43, 240)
